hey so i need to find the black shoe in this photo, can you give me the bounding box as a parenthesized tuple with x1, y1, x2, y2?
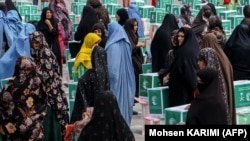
(133, 110, 138, 115)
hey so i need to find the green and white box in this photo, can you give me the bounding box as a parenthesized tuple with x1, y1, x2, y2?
(139, 73, 160, 99)
(130, 1, 145, 7)
(165, 4, 180, 16)
(207, 0, 218, 6)
(1, 77, 12, 89)
(194, 3, 207, 11)
(142, 63, 152, 73)
(236, 6, 244, 15)
(106, 4, 122, 15)
(41, 2, 49, 11)
(73, 23, 79, 32)
(164, 104, 189, 125)
(233, 80, 250, 108)
(148, 86, 169, 118)
(227, 15, 244, 29)
(222, 20, 231, 32)
(219, 10, 237, 20)
(102, 0, 117, 4)
(215, 6, 226, 15)
(72, 3, 85, 15)
(241, 0, 250, 5)
(25, 14, 40, 22)
(69, 13, 76, 24)
(149, 11, 166, 23)
(156, 0, 174, 8)
(68, 82, 78, 100)
(74, 0, 87, 3)
(139, 5, 155, 18)
(67, 58, 75, 81)
(18, 5, 38, 16)
(65, 49, 71, 61)
(236, 106, 250, 125)
(14, 1, 32, 6)
(181, 0, 200, 9)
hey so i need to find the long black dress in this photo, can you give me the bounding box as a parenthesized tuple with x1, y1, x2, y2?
(168, 27, 199, 107)
(186, 67, 228, 125)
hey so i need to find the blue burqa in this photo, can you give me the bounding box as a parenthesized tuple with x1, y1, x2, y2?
(105, 22, 136, 126)
(0, 10, 36, 90)
(127, 4, 145, 38)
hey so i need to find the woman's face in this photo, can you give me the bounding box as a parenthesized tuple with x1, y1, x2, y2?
(177, 31, 185, 46)
(133, 21, 138, 32)
(31, 40, 41, 50)
(171, 33, 177, 47)
(198, 59, 206, 70)
(94, 29, 102, 37)
(46, 10, 52, 19)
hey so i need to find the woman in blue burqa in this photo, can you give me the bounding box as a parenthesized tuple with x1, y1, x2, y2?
(105, 22, 136, 126)
(0, 0, 36, 91)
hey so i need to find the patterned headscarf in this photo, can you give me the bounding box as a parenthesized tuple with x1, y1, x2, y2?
(30, 31, 69, 127)
(0, 56, 47, 140)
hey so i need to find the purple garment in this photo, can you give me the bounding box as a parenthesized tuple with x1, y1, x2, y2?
(49, 0, 73, 41)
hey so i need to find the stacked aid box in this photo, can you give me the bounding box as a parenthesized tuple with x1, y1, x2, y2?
(233, 80, 250, 125)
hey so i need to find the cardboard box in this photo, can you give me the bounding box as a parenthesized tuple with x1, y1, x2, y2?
(18, 5, 38, 16)
(130, 1, 145, 7)
(73, 23, 79, 32)
(148, 86, 169, 118)
(69, 13, 76, 24)
(13, 1, 32, 6)
(233, 80, 250, 108)
(106, 3, 122, 15)
(236, 6, 244, 15)
(194, 3, 207, 11)
(41, 2, 49, 11)
(227, 15, 244, 29)
(215, 6, 226, 15)
(74, 0, 87, 3)
(0, 77, 12, 90)
(222, 20, 231, 32)
(207, 0, 218, 6)
(164, 104, 189, 125)
(142, 63, 152, 73)
(139, 73, 160, 99)
(68, 82, 78, 100)
(149, 11, 166, 23)
(24, 14, 40, 22)
(139, 5, 155, 18)
(67, 59, 75, 81)
(241, 0, 250, 5)
(236, 106, 250, 125)
(156, 0, 174, 8)
(72, 3, 85, 15)
(65, 49, 71, 61)
(181, 0, 200, 9)
(219, 10, 237, 20)
(102, 0, 117, 4)
(165, 4, 180, 16)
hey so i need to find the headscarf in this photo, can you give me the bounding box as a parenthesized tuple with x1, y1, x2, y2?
(127, 4, 145, 38)
(207, 3, 217, 15)
(0, 56, 47, 140)
(198, 47, 232, 124)
(87, 0, 110, 29)
(91, 22, 107, 48)
(200, 33, 235, 124)
(74, 33, 101, 72)
(105, 22, 136, 126)
(224, 24, 250, 81)
(74, 5, 99, 44)
(30, 31, 69, 127)
(186, 67, 228, 125)
(150, 13, 179, 73)
(124, 18, 139, 49)
(79, 91, 135, 141)
(191, 5, 211, 37)
(49, 0, 73, 41)
(116, 8, 129, 26)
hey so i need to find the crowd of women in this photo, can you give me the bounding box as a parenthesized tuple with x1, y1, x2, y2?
(0, 0, 250, 140)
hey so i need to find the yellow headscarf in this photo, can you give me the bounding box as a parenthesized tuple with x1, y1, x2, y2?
(74, 33, 101, 73)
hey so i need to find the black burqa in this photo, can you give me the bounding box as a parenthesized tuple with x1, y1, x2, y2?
(36, 7, 62, 75)
(124, 18, 143, 98)
(150, 13, 179, 73)
(74, 5, 99, 44)
(70, 45, 110, 123)
(186, 67, 228, 125)
(116, 8, 129, 26)
(191, 5, 211, 38)
(168, 27, 199, 107)
(79, 90, 135, 141)
(224, 24, 250, 80)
